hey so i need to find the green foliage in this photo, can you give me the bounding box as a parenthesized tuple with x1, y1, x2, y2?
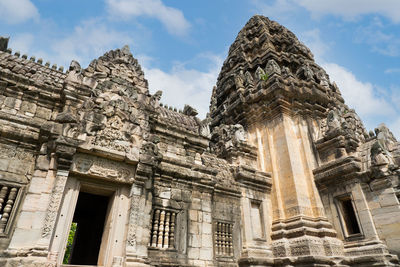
(260, 73, 269, 81)
(63, 222, 77, 264)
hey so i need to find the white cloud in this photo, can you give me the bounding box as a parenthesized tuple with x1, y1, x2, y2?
(252, 0, 400, 24)
(9, 33, 35, 54)
(323, 63, 395, 117)
(297, 0, 400, 23)
(355, 18, 400, 57)
(143, 54, 223, 119)
(300, 29, 399, 133)
(106, 0, 190, 36)
(300, 29, 330, 61)
(0, 0, 39, 24)
(48, 19, 134, 68)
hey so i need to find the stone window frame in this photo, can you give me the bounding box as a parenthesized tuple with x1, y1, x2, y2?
(213, 219, 235, 259)
(0, 181, 24, 238)
(334, 193, 364, 241)
(249, 199, 266, 241)
(148, 206, 180, 251)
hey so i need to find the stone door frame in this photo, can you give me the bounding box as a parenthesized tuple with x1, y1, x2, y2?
(50, 175, 130, 267)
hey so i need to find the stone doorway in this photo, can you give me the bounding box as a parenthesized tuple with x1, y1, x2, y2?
(64, 192, 109, 265)
(50, 175, 131, 267)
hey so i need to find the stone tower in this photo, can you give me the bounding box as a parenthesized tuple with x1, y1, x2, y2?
(0, 15, 399, 267)
(210, 15, 400, 266)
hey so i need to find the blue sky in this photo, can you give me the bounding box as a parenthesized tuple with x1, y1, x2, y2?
(1, 0, 399, 137)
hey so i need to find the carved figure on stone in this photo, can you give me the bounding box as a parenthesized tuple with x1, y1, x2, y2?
(244, 71, 254, 87)
(211, 123, 248, 156)
(296, 62, 314, 82)
(200, 115, 211, 138)
(150, 90, 162, 108)
(370, 140, 397, 179)
(256, 66, 266, 80)
(265, 59, 281, 76)
(281, 66, 292, 78)
(326, 107, 342, 134)
(316, 69, 329, 88)
(232, 124, 247, 144)
(375, 124, 397, 153)
(234, 69, 245, 90)
(140, 135, 162, 165)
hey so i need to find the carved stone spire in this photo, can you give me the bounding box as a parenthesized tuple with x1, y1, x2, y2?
(210, 15, 344, 128)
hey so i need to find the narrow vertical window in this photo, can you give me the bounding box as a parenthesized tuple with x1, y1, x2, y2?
(336, 196, 362, 239)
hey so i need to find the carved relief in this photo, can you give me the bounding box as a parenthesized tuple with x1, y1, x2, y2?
(42, 173, 68, 237)
(72, 154, 135, 183)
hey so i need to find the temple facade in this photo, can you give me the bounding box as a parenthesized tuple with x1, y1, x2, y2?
(0, 15, 399, 267)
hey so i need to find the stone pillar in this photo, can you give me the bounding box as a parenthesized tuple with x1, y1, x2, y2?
(249, 114, 344, 261)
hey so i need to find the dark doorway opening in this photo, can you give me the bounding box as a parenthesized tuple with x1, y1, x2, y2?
(340, 198, 361, 235)
(64, 192, 109, 265)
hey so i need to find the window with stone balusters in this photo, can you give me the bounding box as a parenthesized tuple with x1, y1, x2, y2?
(214, 221, 233, 257)
(149, 208, 177, 249)
(0, 184, 21, 235)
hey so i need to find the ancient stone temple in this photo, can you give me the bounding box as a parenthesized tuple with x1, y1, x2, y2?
(0, 15, 399, 267)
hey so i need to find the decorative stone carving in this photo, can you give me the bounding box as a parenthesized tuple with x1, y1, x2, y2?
(244, 70, 254, 87)
(296, 61, 314, 81)
(211, 123, 249, 157)
(150, 90, 162, 108)
(42, 172, 69, 238)
(316, 69, 329, 88)
(234, 69, 245, 90)
(182, 104, 198, 116)
(265, 59, 281, 76)
(281, 66, 292, 78)
(326, 106, 342, 134)
(256, 66, 266, 80)
(71, 154, 135, 183)
(375, 123, 397, 153)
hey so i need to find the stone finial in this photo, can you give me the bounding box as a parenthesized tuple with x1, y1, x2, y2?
(121, 45, 131, 56)
(69, 60, 81, 72)
(0, 36, 9, 52)
(30, 56, 36, 62)
(14, 51, 20, 57)
(183, 104, 198, 116)
(150, 90, 162, 108)
(45, 61, 50, 67)
(37, 58, 43, 64)
(22, 54, 28, 59)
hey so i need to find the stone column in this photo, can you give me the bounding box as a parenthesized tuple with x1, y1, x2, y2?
(249, 114, 344, 260)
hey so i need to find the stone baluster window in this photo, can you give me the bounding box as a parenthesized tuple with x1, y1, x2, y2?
(215, 222, 233, 257)
(150, 208, 177, 249)
(0, 185, 20, 234)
